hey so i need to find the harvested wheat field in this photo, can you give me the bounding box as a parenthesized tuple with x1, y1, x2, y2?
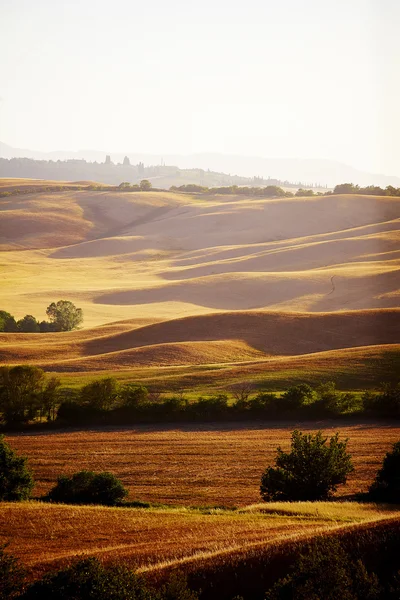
(6, 423, 400, 505)
(1, 501, 398, 580)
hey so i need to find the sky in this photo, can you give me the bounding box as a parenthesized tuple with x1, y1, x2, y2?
(0, 0, 399, 175)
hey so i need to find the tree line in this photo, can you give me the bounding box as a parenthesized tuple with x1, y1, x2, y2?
(0, 300, 83, 333)
(0, 367, 399, 427)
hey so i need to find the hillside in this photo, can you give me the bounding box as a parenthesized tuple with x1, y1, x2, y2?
(1, 180, 399, 382)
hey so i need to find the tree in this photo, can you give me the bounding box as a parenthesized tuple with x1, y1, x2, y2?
(0, 366, 46, 424)
(368, 441, 400, 503)
(123, 156, 131, 166)
(139, 179, 152, 191)
(46, 300, 83, 331)
(0, 311, 18, 332)
(17, 315, 40, 333)
(0, 435, 34, 501)
(46, 470, 128, 506)
(333, 183, 360, 194)
(260, 430, 354, 501)
(80, 377, 119, 410)
(280, 384, 314, 410)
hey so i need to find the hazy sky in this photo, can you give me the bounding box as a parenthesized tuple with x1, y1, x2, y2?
(1, 0, 399, 174)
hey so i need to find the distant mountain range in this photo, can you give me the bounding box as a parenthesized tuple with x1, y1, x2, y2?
(1, 141, 399, 188)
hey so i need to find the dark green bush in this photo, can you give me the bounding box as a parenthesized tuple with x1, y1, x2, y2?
(265, 538, 381, 600)
(0, 435, 33, 501)
(20, 557, 153, 600)
(21, 557, 198, 600)
(46, 470, 128, 506)
(260, 430, 354, 501)
(0, 544, 26, 599)
(368, 441, 400, 503)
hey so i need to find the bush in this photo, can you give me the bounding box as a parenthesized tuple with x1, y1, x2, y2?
(80, 377, 119, 410)
(280, 384, 314, 410)
(260, 430, 354, 501)
(363, 384, 400, 418)
(17, 315, 40, 333)
(20, 556, 153, 600)
(46, 470, 128, 506)
(0, 311, 18, 332)
(0, 365, 46, 424)
(0, 435, 34, 501)
(20, 557, 198, 600)
(368, 441, 400, 503)
(0, 544, 26, 599)
(265, 538, 381, 600)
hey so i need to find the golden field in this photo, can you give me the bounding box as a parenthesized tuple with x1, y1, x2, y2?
(6, 423, 400, 505)
(0, 181, 399, 387)
(1, 501, 398, 579)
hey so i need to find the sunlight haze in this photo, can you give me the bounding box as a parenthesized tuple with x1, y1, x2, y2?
(1, 0, 399, 175)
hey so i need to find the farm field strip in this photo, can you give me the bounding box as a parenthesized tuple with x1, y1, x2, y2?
(6, 423, 400, 506)
(1, 501, 398, 577)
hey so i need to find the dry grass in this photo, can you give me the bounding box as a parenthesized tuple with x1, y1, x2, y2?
(6, 423, 400, 506)
(1, 310, 399, 374)
(1, 501, 398, 579)
(1, 190, 399, 326)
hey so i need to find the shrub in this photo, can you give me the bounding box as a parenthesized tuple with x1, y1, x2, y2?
(17, 315, 40, 333)
(368, 441, 400, 503)
(0, 310, 18, 332)
(265, 538, 381, 600)
(280, 384, 314, 410)
(0, 435, 34, 501)
(20, 557, 198, 600)
(260, 430, 354, 501)
(80, 377, 119, 410)
(0, 365, 46, 424)
(362, 384, 400, 418)
(0, 544, 26, 599)
(20, 556, 153, 600)
(46, 470, 128, 505)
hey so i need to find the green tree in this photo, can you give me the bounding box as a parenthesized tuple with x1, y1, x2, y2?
(280, 384, 314, 410)
(80, 377, 119, 410)
(0, 435, 34, 501)
(120, 384, 149, 409)
(333, 183, 360, 194)
(0, 311, 18, 332)
(46, 471, 128, 506)
(369, 441, 400, 503)
(46, 300, 83, 331)
(139, 179, 152, 191)
(17, 315, 40, 333)
(260, 430, 354, 501)
(0, 366, 46, 424)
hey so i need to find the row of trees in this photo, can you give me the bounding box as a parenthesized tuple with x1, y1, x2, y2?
(170, 184, 317, 197)
(0, 301, 83, 333)
(333, 182, 400, 196)
(1, 367, 399, 426)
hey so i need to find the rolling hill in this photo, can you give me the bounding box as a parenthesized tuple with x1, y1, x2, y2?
(0, 180, 399, 384)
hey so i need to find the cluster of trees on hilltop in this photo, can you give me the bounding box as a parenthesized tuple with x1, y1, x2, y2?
(0, 300, 83, 333)
(332, 182, 400, 195)
(0, 156, 311, 190)
(170, 184, 318, 197)
(1, 368, 399, 426)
